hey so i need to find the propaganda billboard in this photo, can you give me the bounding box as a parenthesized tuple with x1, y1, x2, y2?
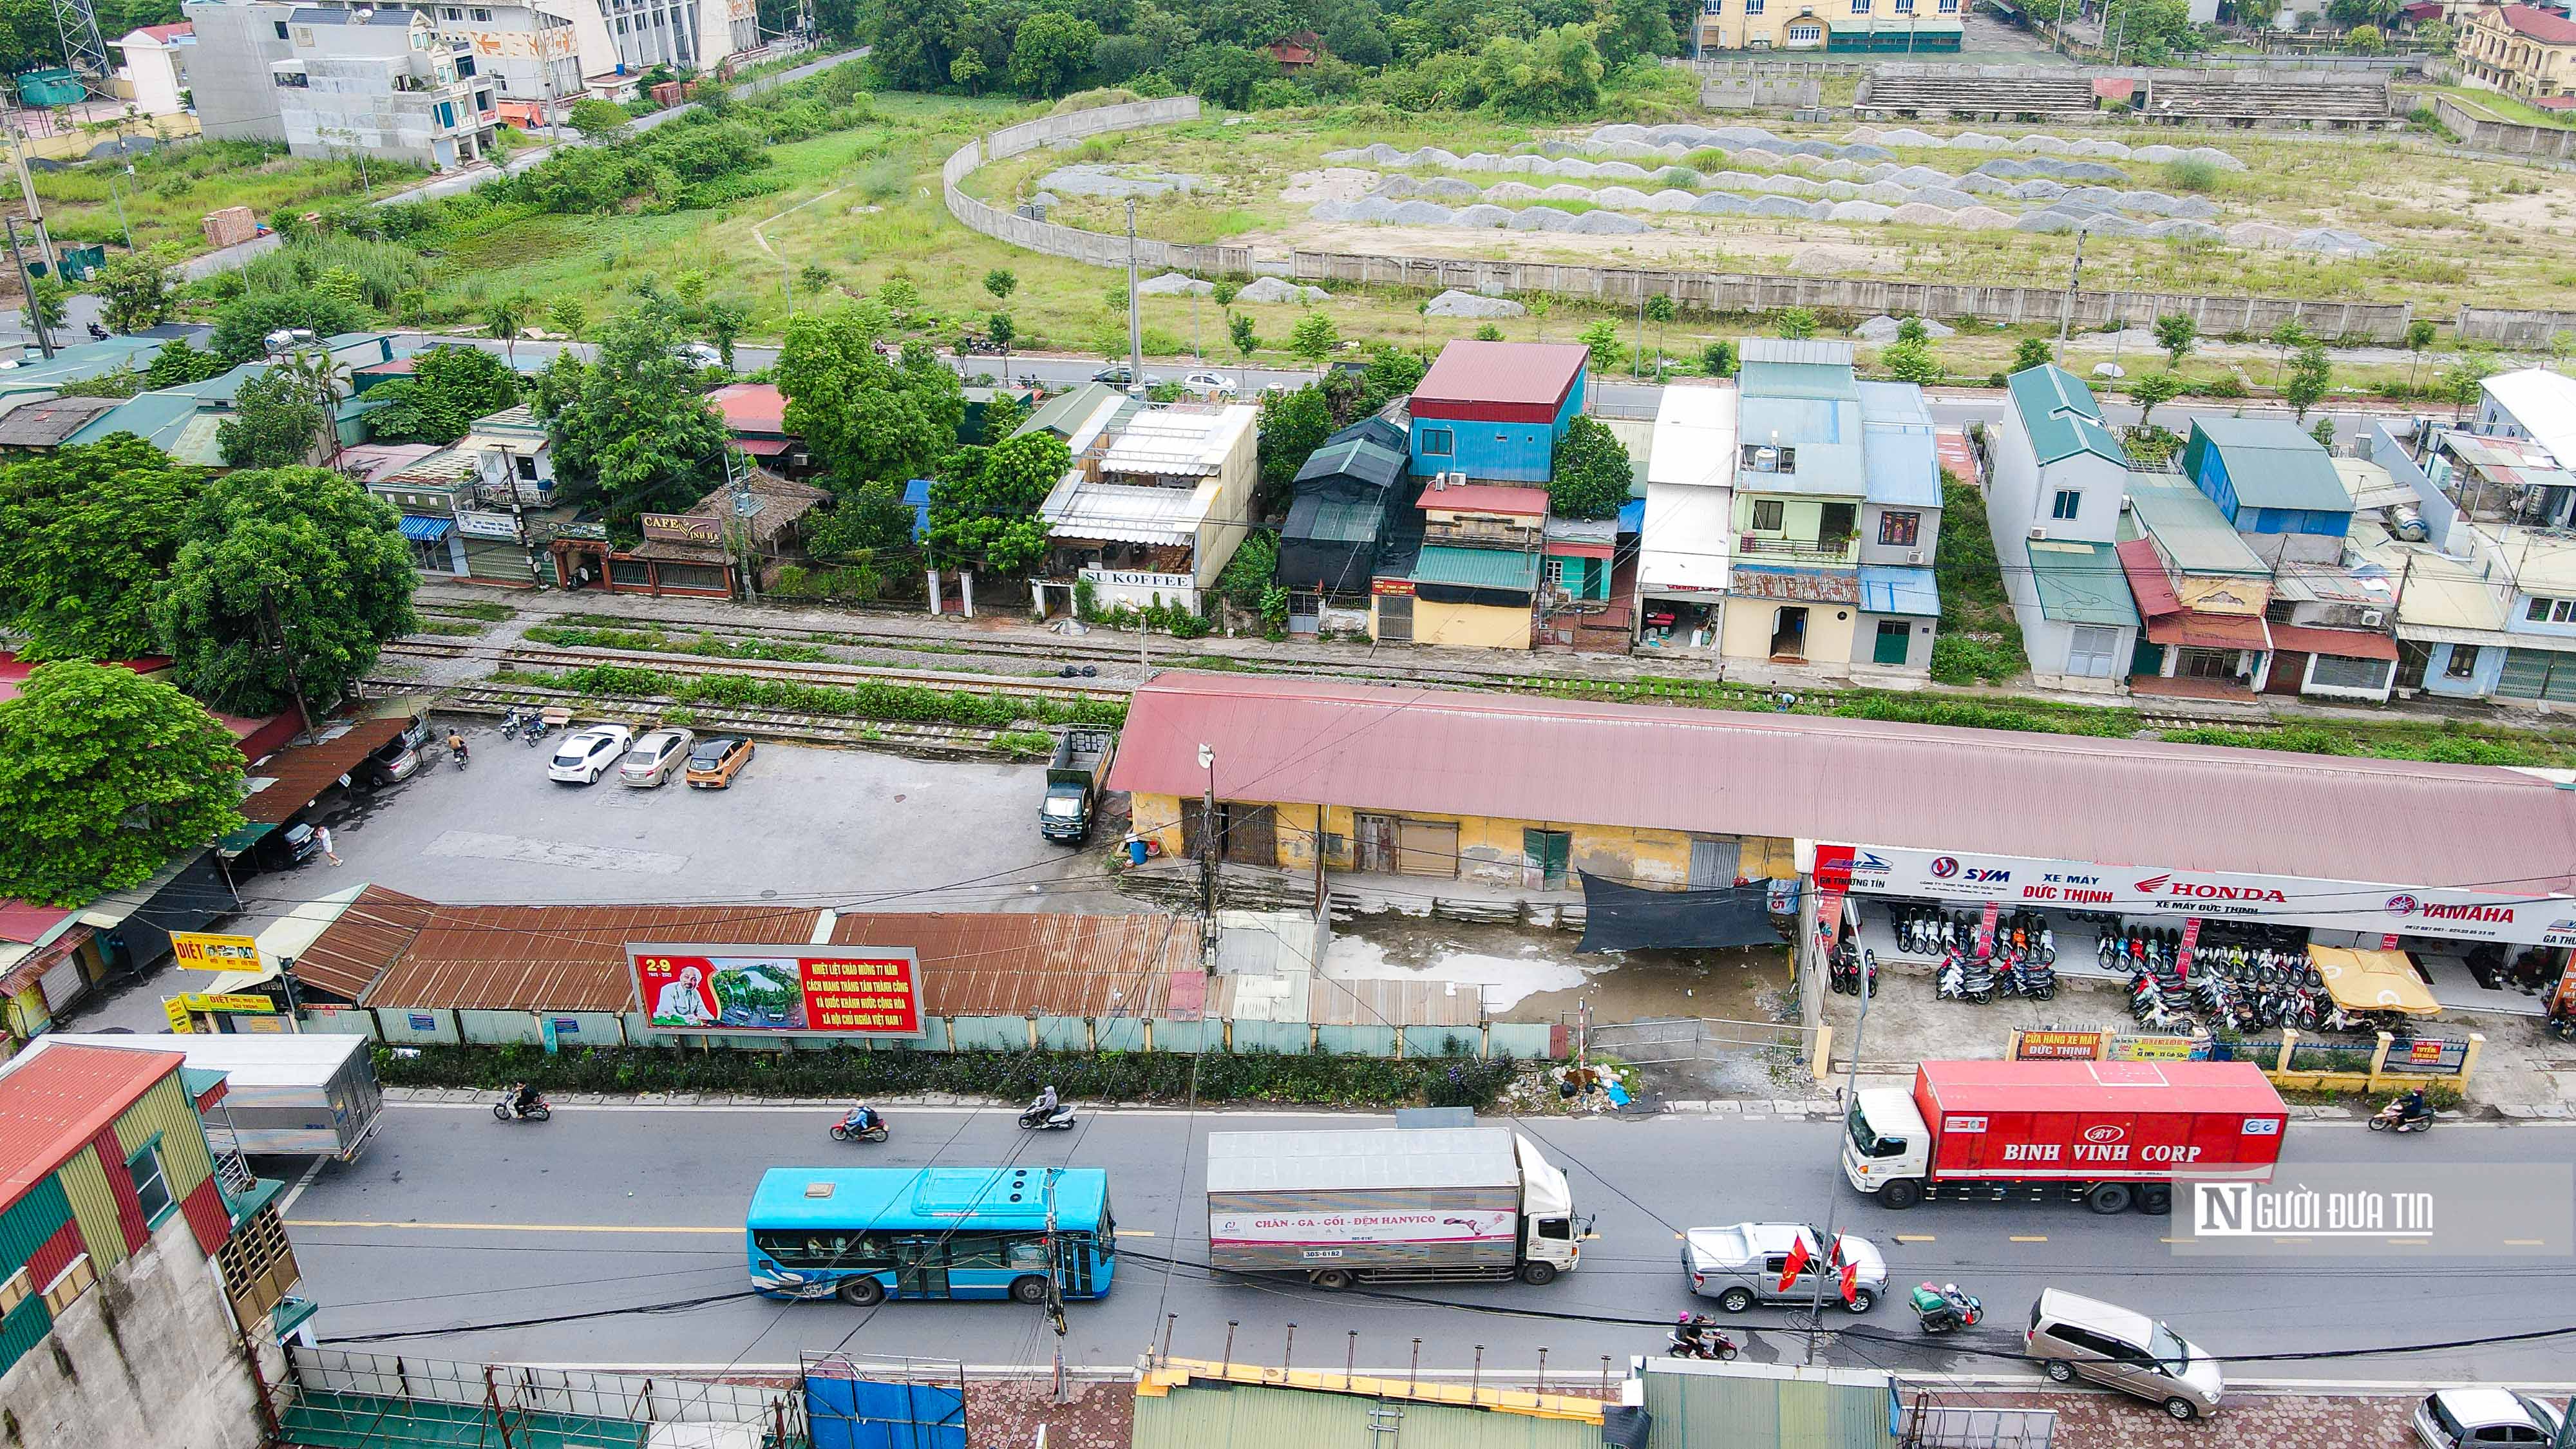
(627, 943, 925, 1037)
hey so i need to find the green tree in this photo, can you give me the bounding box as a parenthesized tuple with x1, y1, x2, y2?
(0, 437, 206, 661)
(1325, 13, 1391, 66)
(1357, 346, 1428, 413)
(987, 310, 1015, 383)
(949, 49, 988, 92)
(1594, 0, 1675, 68)
(26, 275, 68, 332)
(1882, 336, 1942, 384)
(1229, 312, 1259, 360)
(775, 310, 967, 492)
(151, 468, 418, 717)
(218, 368, 329, 469)
(1255, 383, 1334, 513)
(2153, 312, 2197, 368)
(1576, 317, 1622, 371)
(1472, 24, 1604, 118)
(93, 254, 177, 334)
(925, 431, 1068, 573)
(2441, 354, 2498, 419)
(363, 345, 525, 445)
(1777, 307, 1817, 340)
(486, 294, 529, 368)
(549, 296, 589, 341)
(806, 480, 917, 561)
(2268, 318, 2309, 386)
(2311, 416, 2338, 450)
(980, 389, 1028, 444)
(534, 301, 731, 528)
(2011, 336, 2056, 374)
(2404, 319, 2436, 352)
(2130, 370, 2184, 431)
(1009, 12, 1099, 97)
(1897, 317, 1929, 345)
(145, 340, 229, 388)
(2284, 342, 2332, 420)
(211, 290, 366, 364)
(866, 0, 964, 90)
(983, 268, 1018, 305)
(317, 266, 367, 310)
(1548, 414, 1632, 520)
(0, 662, 247, 907)
(708, 300, 748, 371)
(567, 97, 632, 140)
(1288, 311, 1341, 365)
(1179, 44, 1271, 108)
(1701, 339, 1738, 377)
(1211, 279, 1240, 309)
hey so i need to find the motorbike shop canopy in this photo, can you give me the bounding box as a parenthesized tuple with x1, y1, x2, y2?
(2309, 945, 2443, 1016)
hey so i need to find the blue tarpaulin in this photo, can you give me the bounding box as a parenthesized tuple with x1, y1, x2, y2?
(397, 515, 455, 543)
(807, 1372, 965, 1449)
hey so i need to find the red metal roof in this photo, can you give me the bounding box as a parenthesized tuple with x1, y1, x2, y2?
(241, 717, 409, 824)
(828, 912, 1195, 1017)
(1411, 341, 1589, 424)
(710, 383, 790, 435)
(2143, 612, 2270, 650)
(2114, 538, 2181, 618)
(2266, 622, 2398, 661)
(1103, 672, 2576, 892)
(0, 650, 172, 705)
(290, 885, 439, 1000)
(2502, 3, 2576, 43)
(0, 901, 71, 945)
(1416, 480, 1549, 516)
(0, 1043, 182, 1214)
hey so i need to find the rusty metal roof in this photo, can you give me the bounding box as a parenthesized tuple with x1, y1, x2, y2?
(290, 885, 438, 1000)
(240, 717, 409, 824)
(0, 1042, 182, 1214)
(1105, 672, 2576, 894)
(828, 912, 1193, 1018)
(361, 905, 822, 1012)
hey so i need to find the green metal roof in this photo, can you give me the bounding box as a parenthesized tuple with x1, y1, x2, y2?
(1018, 382, 1138, 441)
(1306, 496, 1385, 543)
(2123, 472, 2269, 576)
(1639, 1363, 1897, 1449)
(1412, 544, 1542, 592)
(1135, 1381, 1601, 1449)
(2005, 364, 2130, 469)
(2185, 417, 2352, 513)
(2025, 538, 2139, 626)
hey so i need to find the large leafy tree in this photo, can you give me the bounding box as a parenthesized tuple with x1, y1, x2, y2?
(0, 662, 247, 907)
(927, 432, 1069, 575)
(1548, 415, 1632, 520)
(1010, 11, 1099, 97)
(218, 368, 328, 468)
(145, 339, 231, 388)
(1255, 383, 1334, 515)
(0, 437, 207, 661)
(365, 345, 526, 444)
(151, 468, 418, 717)
(534, 301, 729, 530)
(775, 310, 966, 493)
(868, 0, 963, 90)
(94, 254, 178, 334)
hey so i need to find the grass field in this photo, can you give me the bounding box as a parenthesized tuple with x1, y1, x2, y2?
(33, 140, 428, 254)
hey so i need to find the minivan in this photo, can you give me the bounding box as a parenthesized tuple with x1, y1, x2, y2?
(2025, 1289, 2223, 1421)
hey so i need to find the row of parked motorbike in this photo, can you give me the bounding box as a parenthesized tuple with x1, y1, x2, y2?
(1886, 905, 2062, 1005)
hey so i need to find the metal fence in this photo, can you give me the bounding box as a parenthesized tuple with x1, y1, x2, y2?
(1589, 1015, 1815, 1067)
(2380, 1034, 2473, 1075)
(1898, 1399, 2058, 1449)
(283, 1347, 799, 1447)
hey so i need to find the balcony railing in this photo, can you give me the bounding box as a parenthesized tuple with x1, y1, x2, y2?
(1426, 518, 1543, 551)
(1737, 533, 1857, 563)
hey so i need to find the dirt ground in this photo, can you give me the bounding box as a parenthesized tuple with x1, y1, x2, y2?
(1251, 218, 1898, 272)
(1325, 915, 1792, 1027)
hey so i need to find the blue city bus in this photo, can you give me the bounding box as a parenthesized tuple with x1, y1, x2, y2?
(746, 1166, 1117, 1307)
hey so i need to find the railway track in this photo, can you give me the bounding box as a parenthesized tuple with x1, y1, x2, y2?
(380, 639, 475, 661)
(493, 643, 1132, 703)
(416, 681, 1036, 762)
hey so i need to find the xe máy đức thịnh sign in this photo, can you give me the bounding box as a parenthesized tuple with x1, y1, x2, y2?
(627, 943, 925, 1037)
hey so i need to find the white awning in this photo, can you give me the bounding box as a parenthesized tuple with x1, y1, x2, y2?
(1638, 481, 1732, 594)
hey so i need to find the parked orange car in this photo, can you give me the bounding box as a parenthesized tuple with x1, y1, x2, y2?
(685, 735, 755, 788)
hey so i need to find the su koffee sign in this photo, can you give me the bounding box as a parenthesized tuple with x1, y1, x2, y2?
(1813, 842, 2576, 947)
(628, 943, 925, 1037)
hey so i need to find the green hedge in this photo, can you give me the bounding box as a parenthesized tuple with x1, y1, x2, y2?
(497, 665, 1127, 731)
(377, 1045, 1519, 1108)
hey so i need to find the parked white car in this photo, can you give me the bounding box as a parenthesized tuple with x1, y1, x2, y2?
(618, 728, 696, 788)
(547, 725, 634, 785)
(2412, 1390, 2564, 1449)
(1181, 371, 1238, 399)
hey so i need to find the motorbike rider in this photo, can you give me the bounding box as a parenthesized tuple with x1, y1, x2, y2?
(511, 1080, 544, 1115)
(447, 729, 469, 764)
(1669, 1314, 1724, 1358)
(1028, 1084, 1059, 1119)
(2397, 1085, 2431, 1123)
(843, 1101, 881, 1134)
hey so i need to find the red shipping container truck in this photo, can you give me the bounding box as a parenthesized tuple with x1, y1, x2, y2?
(1842, 1059, 2289, 1215)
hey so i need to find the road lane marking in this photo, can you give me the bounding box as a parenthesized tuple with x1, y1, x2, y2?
(2505, 1238, 2544, 1246)
(2008, 1235, 2046, 1243)
(1893, 1235, 1936, 1243)
(278, 1157, 330, 1217)
(289, 1219, 737, 1234)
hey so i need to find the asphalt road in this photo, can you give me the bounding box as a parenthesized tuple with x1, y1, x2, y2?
(279, 1105, 2576, 1385)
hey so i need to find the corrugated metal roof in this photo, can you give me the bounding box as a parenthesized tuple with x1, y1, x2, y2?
(240, 717, 408, 825)
(2268, 621, 2397, 661)
(1857, 564, 1938, 616)
(1861, 425, 1942, 508)
(709, 383, 788, 435)
(290, 884, 439, 1000)
(2124, 473, 2268, 577)
(363, 905, 820, 1012)
(1294, 417, 1408, 489)
(1417, 480, 1548, 515)
(2027, 539, 2139, 626)
(2116, 536, 2184, 617)
(1106, 672, 2576, 890)
(2479, 368, 2576, 464)
(2143, 611, 2270, 650)
(1740, 338, 1855, 370)
(1412, 341, 1589, 419)
(0, 1043, 182, 1215)
(1640, 481, 1732, 594)
(2189, 418, 2351, 513)
(1413, 545, 1542, 592)
(0, 394, 117, 447)
(827, 911, 1193, 1018)
(2005, 365, 2130, 470)
(1640, 1361, 1895, 1449)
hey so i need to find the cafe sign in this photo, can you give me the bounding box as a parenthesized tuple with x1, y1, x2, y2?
(640, 513, 723, 545)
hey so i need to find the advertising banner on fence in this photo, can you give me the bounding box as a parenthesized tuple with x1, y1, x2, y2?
(2014, 1029, 2107, 1061)
(627, 944, 925, 1037)
(171, 931, 261, 968)
(1811, 843, 2576, 946)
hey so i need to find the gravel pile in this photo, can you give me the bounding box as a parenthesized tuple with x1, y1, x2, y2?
(1424, 289, 1526, 317)
(1236, 276, 1332, 304)
(1857, 314, 1956, 341)
(1136, 272, 1213, 296)
(1037, 164, 1204, 199)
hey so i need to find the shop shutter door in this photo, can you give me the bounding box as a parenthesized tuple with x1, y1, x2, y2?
(38, 960, 85, 1012)
(1689, 837, 1740, 889)
(1223, 805, 1277, 866)
(2497, 649, 2553, 700)
(2066, 626, 2117, 678)
(2264, 651, 2307, 696)
(1377, 595, 1412, 643)
(1394, 819, 1459, 878)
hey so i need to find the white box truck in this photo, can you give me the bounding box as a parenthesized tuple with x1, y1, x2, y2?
(1204, 1124, 1582, 1289)
(45, 1032, 384, 1161)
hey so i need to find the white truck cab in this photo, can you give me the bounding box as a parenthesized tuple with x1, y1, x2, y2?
(1843, 1087, 1931, 1197)
(1517, 1137, 1582, 1282)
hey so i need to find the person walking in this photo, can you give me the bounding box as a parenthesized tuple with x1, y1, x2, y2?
(314, 824, 341, 866)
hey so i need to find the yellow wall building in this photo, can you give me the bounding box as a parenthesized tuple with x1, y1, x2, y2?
(1696, 0, 1964, 52)
(2461, 4, 2576, 102)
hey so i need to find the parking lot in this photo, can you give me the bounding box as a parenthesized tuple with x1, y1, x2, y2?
(231, 717, 1134, 925)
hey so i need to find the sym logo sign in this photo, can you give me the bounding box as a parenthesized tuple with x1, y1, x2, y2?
(2083, 1124, 2126, 1146)
(1930, 857, 1961, 879)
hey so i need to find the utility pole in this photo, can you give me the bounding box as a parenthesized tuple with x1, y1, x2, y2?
(1198, 743, 1218, 970)
(1125, 199, 1143, 391)
(5, 120, 59, 270)
(1634, 286, 1645, 381)
(2053, 228, 2087, 365)
(1044, 1170, 1070, 1403)
(1803, 945, 1871, 1366)
(5, 216, 52, 360)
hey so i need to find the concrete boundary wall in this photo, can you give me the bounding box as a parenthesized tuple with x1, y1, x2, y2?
(2432, 95, 2576, 162)
(2456, 304, 2576, 347)
(942, 99, 2412, 341)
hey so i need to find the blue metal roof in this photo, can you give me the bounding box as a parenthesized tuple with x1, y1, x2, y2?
(397, 515, 454, 542)
(1858, 564, 1940, 616)
(1862, 426, 1943, 507)
(748, 1167, 1108, 1230)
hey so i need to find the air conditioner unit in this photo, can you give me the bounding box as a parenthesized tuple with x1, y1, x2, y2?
(2360, 609, 2385, 627)
(2027, 526, 2049, 542)
(1905, 551, 1924, 565)
(1435, 471, 1468, 489)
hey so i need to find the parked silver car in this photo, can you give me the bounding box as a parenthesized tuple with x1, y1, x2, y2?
(2412, 1390, 2563, 1449)
(618, 728, 695, 788)
(2025, 1289, 2223, 1421)
(1681, 1222, 1886, 1314)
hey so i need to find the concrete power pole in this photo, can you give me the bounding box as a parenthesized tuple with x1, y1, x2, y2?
(2053, 228, 2088, 365)
(1125, 199, 1144, 390)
